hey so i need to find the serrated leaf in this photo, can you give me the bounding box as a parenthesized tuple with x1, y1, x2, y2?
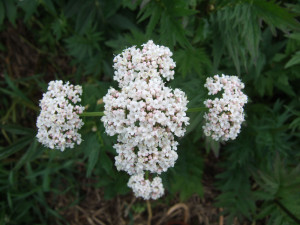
(75, 4, 95, 34)
(51, 15, 67, 40)
(253, 0, 299, 30)
(145, 6, 161, 35)
(18, 0, 38, 22)
(175, 47, 211, 77)
(287, 33, 300, 41)
(256, 204, 275, 219)
(65, 29, 102, 61)
(43, 0, 56, 15)
(285, 51, 300, 68)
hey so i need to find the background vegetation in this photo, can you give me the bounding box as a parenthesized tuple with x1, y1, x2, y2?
(0, 0, 299, 224)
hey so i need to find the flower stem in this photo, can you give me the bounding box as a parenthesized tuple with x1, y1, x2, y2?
(80, 112, 104, 117)
(187, 107, 207, 113)
(147, 200, 152, 225)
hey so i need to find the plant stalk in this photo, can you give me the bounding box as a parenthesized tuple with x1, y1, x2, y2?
(147, 200, 152, 225)
(80, 112, 104, 117)
(187, 107, 207, 113)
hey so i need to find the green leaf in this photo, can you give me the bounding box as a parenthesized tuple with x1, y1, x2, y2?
(253, 0, 299, 30)
(42, 0, 56, 15)
(0, 0, 5, 25)
(0, 124, 35, 135)
(167, 137, 203, 201)
(175, 47, 211, 77)
(285, 51, 300, 68)
(42, 168, 50, 192)
(99, 149, 113, 175)
(4, 0, 17, 26)
(205, 136, 220, 157)
(256, 204, 275, 219)
(287, 33, 300, 41)
(51, 15, 67, 40)
(65, 29, 102, 61)
(75, 3, 95, 34)
(3, 73, 34, 105)
(18, 0, 38, 22)
(85, 134, 101, 177)
(14, 140, 42, 170)
(0, 135, 33, 160)
(7, 192, 13, 209)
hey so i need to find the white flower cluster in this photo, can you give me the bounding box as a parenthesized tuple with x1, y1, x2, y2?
(113, 40, 176, 88)
(203, 74, 248, 141)
(36, 80, 85, 151)
(102, 79, 189, 175)
(128, 173, 164, 200)
(102, 40, 189, 199)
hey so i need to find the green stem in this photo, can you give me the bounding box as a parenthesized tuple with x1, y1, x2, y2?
(187, 107, 208, 113)
(80, 112, 104, 117)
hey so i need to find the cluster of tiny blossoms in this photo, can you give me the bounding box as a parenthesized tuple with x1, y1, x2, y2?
(128, 173, 164, 200)
(203, 74, 248, 141)
(113, 40, 175, 88)
(102, 41, 189, 199)
(36, 80, 84, 151)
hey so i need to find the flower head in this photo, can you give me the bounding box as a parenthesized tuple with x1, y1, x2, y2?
(203, 74, 248, 141)
(113, 40, 176, 88)
(102, 41, 189, 199)
(36, 80, 85, 151)
(128, 173, 164, 200)
(102, 79, 189, 175)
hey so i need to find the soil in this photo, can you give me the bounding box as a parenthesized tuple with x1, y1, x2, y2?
(52, 160, 224, 225)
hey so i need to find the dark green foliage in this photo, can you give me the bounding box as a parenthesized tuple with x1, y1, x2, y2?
(164, 136, 204, 201)
(254, 157, 300, 225)
(0, 0, 300, 224)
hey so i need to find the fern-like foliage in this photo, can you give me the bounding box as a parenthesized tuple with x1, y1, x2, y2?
(210, 0, 298, 74)
(137, 0, 196, 48)
(254, 157, 300, 225)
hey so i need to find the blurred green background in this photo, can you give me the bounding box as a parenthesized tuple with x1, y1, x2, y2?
(0, 0, 300, 224)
